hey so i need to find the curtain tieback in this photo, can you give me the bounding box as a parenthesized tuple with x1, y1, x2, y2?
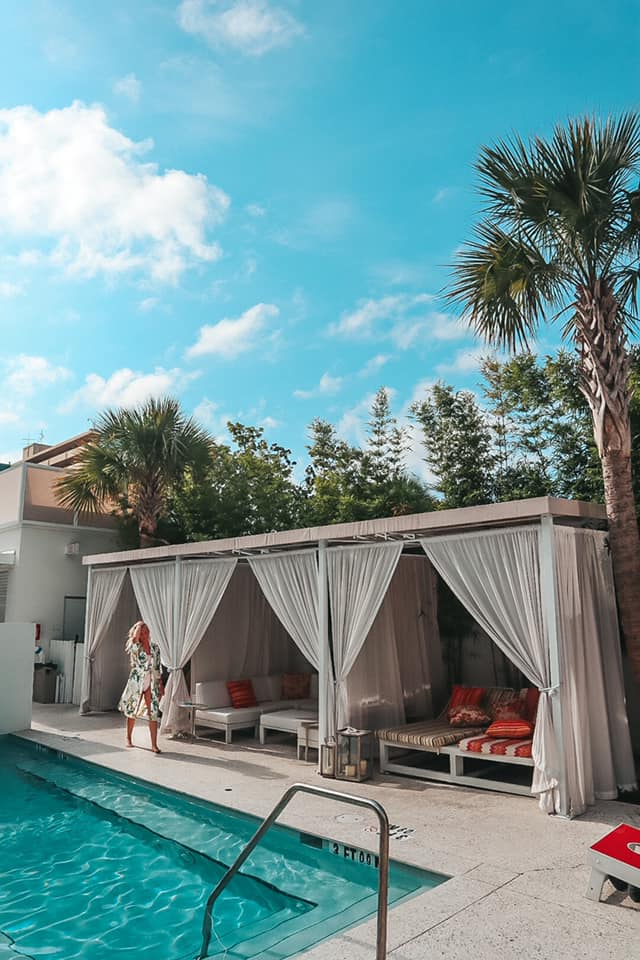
(539, 685, 559, 695)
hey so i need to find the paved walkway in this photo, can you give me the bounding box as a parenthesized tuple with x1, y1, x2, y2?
(21, 705, 640, 959)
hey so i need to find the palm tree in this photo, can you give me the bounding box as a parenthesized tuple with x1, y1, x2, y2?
(448, 114, 640, 685)
(55, 397, 212, 547)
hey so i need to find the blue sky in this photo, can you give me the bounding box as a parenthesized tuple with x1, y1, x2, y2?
(0, 1, 638, 475)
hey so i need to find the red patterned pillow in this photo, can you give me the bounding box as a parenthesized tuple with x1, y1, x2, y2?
(519, 687, 540, 723)
(449, 705, 491, 727)
(281, 673, 311, 700)
(492, 697, 525, 721)
(447, 685, 485, 719)
(486, 719, 534, 739)
(226, 679, 257, 709)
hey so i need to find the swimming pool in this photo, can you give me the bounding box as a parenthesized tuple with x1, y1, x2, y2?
(0, 736, 445, 959)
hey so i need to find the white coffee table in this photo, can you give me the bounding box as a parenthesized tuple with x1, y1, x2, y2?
(259, 708, 318, 745)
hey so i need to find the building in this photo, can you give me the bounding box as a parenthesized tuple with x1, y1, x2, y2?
(0, 432, 119, 702)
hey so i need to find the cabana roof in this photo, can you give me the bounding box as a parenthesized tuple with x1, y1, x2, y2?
(83, 496, 607, 568)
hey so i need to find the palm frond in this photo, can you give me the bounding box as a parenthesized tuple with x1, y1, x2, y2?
(447, 221, 567, 351)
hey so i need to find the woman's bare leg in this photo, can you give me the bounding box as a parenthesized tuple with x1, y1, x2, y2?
(126, 717, 135, 746)
(143, 689, 161, 753)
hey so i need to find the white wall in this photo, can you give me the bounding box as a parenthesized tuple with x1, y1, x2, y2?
(5, 524, 119, 647)
(0, 622, 34, 733)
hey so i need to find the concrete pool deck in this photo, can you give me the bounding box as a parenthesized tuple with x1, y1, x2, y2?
(20, 704, 640, 960)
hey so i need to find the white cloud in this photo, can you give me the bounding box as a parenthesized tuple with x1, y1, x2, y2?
(293, 372, 343, 399)
(61, 366, 194, 412)
(0, 281, 22, 297)
(331, 294, 469, 351)
(359, 354, 391, 378)
(139, 297, 159, 312)
(7, 355, 71, 397)
(433, 187, 455, 204)
(371, 260, 428, 287)
(437, 346, 488, 374)
(113, 73, 141, 104)
(178, 0, 304, 56)
(0, 102, 230, 282)
(332, 293, 432, 339)
(273, 197, 354, 249)
(246, 203, 266, 217)
(260, 415, 280, 429)
(408, 378, 436, 405)
(186, 302, 279, 359)
(0, 411, 20, 424)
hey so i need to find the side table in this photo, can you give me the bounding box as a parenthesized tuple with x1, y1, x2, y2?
(177, 701, 210, 740)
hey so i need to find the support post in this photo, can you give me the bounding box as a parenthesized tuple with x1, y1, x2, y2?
(79, 564, 93, 714)
(539, 513, 568, 817)
(317, 540, 329, 766)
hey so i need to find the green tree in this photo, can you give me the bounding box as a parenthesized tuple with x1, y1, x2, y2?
(448, 114, 640, 684)
(55, 397, 212, 547)
(166, 423, 303, 541)
(412, 383, 495, 507)
(304, 390, 435, 523)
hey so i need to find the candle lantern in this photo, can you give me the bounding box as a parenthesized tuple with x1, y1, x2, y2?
(320, 738, 336, 778)
(336, 728, 373, 782)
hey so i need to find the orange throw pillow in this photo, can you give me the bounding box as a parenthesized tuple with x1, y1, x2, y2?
(226, 679, 257, 709)
(447, 685, 485, 719)
(486, 719, 534, 739)
(281, 673, 311, 700)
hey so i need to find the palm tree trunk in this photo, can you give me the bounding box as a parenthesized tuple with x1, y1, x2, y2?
(577, 280, 640, 686)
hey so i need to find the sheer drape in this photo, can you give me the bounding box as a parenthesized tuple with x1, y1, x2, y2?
(80, 568, 127, 713)
(130, 564, 175, 661)
(248, 552, 319, 668)
(192, 565, 308, 683)
(161, 559, 237, 734)
(327, 543, 403, 734)
(346, 556, 443, 729)
(554, 527, 636, 813)
(421, 528, 560, 813)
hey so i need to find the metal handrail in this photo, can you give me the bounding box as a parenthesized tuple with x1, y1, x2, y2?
(197, 781, 390, 960)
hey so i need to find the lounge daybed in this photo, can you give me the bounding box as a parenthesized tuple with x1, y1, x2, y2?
(194, 674, 318, 743)
(378, 686, 536, 796)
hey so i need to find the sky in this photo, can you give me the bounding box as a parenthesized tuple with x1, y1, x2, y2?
(0, 0, 638, 476)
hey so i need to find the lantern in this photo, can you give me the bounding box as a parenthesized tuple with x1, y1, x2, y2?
(320, 738, 336, 778)
(336, 728, 373, 782)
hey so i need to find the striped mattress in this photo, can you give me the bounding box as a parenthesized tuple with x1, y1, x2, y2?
(458, 734, 533, 759)
(377, 719, 488, 750)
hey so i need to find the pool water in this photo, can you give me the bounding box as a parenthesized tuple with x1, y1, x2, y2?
(0, 737, 445, 959)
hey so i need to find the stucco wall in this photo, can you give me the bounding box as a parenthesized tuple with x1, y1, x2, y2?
(0, 622, 34, 733)
(5, 524, 119, 647)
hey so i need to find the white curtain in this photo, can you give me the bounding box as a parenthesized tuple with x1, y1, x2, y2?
(192, 564, 308, 683)
(346, 556, 443, 730)
(162, 559, 237, 734)
(421, 528, 560, 813)
(554, 527, 637, 813)
(80, 567, 127, 714)
(130, 563, 175, 661)
(327, 542, 403, 734)
(248, 551, 320, 668)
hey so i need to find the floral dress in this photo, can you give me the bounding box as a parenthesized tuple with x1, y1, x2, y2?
(118, 641, 163, 720)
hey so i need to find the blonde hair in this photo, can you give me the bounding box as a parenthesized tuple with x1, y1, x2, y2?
(125, 620, 147, 654)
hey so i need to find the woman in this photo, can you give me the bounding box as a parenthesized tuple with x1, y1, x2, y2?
(118, 621, 163, 753)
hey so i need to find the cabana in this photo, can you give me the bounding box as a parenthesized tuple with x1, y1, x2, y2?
(81, 496, 637, 818)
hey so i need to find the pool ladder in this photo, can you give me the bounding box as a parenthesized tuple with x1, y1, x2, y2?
(197, 782, 390, 960)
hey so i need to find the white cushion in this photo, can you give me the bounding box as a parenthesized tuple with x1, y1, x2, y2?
(310, 673, 318, 699)
(195, 680, 232, 709)
(251, 674, 281, 703)
(197, 705, 261, 723)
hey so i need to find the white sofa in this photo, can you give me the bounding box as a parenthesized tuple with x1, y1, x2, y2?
(194, 673, 318, 743)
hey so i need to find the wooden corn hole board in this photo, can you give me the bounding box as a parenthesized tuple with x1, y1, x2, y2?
(586, 823, 640, 901)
